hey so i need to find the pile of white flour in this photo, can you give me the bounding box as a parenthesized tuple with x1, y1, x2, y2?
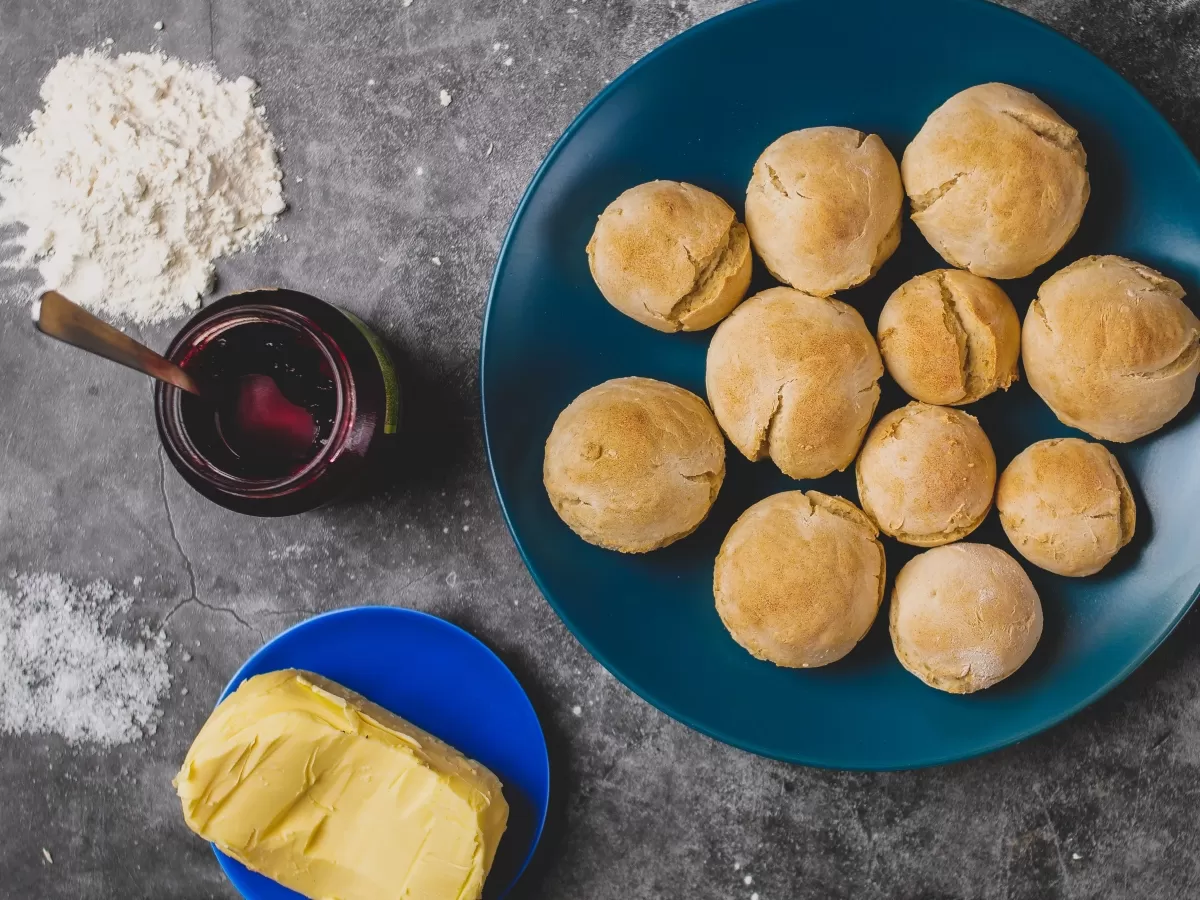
(0, 51, 285, 324)
(0, 572, 171, 746)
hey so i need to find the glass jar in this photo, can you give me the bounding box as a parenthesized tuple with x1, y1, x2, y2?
(155, 289, 400, 516)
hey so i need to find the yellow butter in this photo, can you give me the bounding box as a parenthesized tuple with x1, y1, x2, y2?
(173, 669, 508, 900)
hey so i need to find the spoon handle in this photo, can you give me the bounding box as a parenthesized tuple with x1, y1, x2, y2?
(32, 291, 203, 397)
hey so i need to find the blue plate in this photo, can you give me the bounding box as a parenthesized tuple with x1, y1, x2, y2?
(481, 0, 1200, 769)
(212, 607, 550, 899)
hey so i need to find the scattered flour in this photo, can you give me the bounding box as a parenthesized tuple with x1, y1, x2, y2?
(0, 50, 285, 324)
(0, 572, 171, 746)
(268, 543, 310, 561)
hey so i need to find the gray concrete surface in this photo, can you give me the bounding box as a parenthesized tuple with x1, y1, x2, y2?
(1, 0, 1199, 897)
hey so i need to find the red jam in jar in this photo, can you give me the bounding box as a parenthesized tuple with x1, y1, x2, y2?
(155, 289, 400, 516)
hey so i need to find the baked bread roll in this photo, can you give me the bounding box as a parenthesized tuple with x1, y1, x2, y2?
(901, 83, 1089, 279)
(877, 269, 1020, 405)
(586, 180, 752, 332)
(856, 402, 996, 547)
(745, 127, 902, 296)
(544, 377, 724, 553)
(890, 543, 1042, 693)
(998, 438, 1136, 576)
(1023, 255, 1200, 442)
(714, 491, 885, 668)
(706, 287, 883, 479)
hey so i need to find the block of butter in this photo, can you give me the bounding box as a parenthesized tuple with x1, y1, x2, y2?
(174, 669, 509, 900)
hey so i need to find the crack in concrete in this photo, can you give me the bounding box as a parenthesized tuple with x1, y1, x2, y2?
(163, 595, 263, 640)
(158, 448, 198, 606)
(157, 447, 263, 640)
(393, 568, 439, 598)
(208, 0, 216, 59)
(1031, 782, 1071, 893)
(257, 606, 316, 619)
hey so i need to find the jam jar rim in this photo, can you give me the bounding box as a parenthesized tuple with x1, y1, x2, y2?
(156, 302, 357, 498)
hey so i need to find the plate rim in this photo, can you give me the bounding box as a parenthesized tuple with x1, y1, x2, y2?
(210, 605, 551, 898)
(479, 0, 1200, 770)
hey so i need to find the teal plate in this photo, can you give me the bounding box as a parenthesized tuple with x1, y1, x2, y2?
(481, 0, 1200, 769)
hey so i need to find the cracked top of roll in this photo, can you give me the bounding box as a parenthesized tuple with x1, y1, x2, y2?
(877, 269, 1020, 406)
(901, 83, 1089, 279)
(745, 127, 903, 296)
(586, 180, 752, 333)
(998, 438, 1136, 577)
(1022, 255, 1200, 442)
(543, 376, 725, 553)
(705, 287, 883, 480)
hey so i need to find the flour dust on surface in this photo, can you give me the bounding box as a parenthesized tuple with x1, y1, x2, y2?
(0, 572, 171, 746)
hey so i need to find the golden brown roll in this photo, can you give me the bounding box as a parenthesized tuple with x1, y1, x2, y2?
(586, 180, 752, 332)
(998, 438, 1136, 576)
(890, 543, 1043, 694)
(901, 83, 1089, 279)
(714, 491, 885, 668)
(706, 287, 883, 479)
(1023, 255, 1200, 442)
(877, 269, 1020, 405)
(543, 377, 724, 553)
(856, 402, 996, 547)
(744, 127, 902, 296)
